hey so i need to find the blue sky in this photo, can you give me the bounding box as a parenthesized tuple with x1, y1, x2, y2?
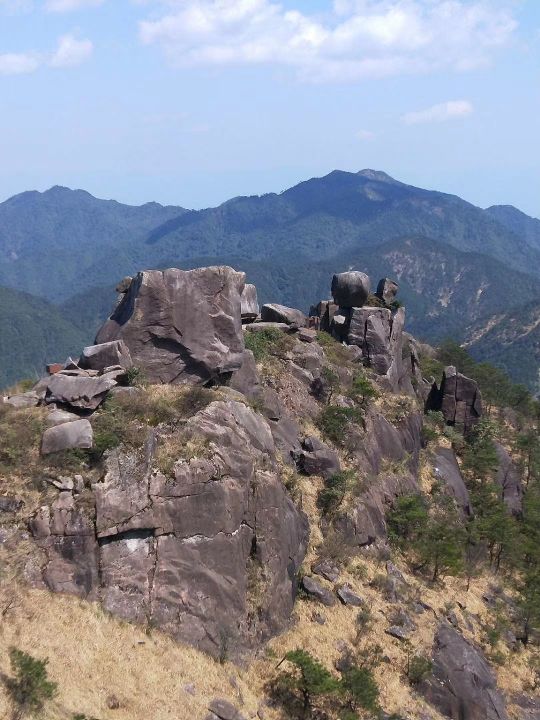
(0, 0, 539, 216)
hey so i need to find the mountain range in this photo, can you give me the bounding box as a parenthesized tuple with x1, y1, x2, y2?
(1, 169, 539, 390)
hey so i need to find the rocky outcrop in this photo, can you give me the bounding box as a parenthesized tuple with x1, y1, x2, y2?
(79, 340, 132, 372)
(421, 623, 509, 720)
(348, 306, 408, 393)
(240, 284, 259, 322)
(427, 366, 483, 435)
(433, 447, 472, 516)
(494, 442, 523, 516)
(260, 303, 306, 327)
(331, 271, 370, 308)
(334, 411, 423, 546)
(31, 400, 308, 659)
(44, 368, 121, 411)
(95, 267, 246, 385)
(376, 278, 399, 304)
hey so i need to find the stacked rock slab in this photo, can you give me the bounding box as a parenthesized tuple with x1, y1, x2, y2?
(240, 283, 259, 323)
(428, 366, 483, 435)
(95, 266, 246, 385)
(261, 303, 306, 327)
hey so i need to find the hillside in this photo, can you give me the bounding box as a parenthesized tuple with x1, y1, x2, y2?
(0, 286, 87, 389)
(486, 204, 540, 252)
(1, 266, 538, 720)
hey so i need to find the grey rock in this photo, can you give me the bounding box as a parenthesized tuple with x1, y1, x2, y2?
(41, 419, 93, 455)
(428, 366, 483, 436)
(208, 700, 246, 720)
(494, 442, 523, 515)
(298, 436, 340, 479)
(80, 340, 132, 372)
(0, 496, 23, 513)
(96, 266, 245, 385)
(312, 559, 340, 583)
(376, 278, 399, 304)
(45, 371, 118, 411)
(433, 447, 473, 516)
(302, 576, 336, 606)
(4, 392, 40, 409)
(386, 626, 410, 641)
(336, 584, 364, 606)
(421, 623, 509, 720)
(115, 276, 132, 293)
(312, 611, 326, 625)
(32, 400, 308, 659)
(298, 328, 317, 343)
(331, 271, 370, 308)
(261, 303, 306, 327)
(183, 683, 197, 696)
(511, 694, 540, 720)
(240, 283, 259, 321)
(45, 408, 80, 428)
(244, 322, 291, 333)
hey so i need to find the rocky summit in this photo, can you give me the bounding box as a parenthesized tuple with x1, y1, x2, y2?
(1, 265, 539, 720)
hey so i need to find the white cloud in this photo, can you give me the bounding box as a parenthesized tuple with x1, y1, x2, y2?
(49, 34, 94, 68)
(0, 52, 40, 75)
(402, 99, 474, 125)
(357, 128, 375, 140)
(45, 0, 104, 11)
(0, 34, 93, 76)
(139, 0, 517, 83)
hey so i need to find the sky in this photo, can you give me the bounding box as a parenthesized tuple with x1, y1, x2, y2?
(0, 0, 539, 216)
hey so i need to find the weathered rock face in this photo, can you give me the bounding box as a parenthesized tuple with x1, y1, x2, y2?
(331, 271, 370, 308)
(433, 447, 473, 516)
(376, 278, 399, 304)
(79, 340, 132, 372)
(428, 366, 483, 435)
(421, 623, 509, 720)
(494, 442, 523, 516)
(260, 303, 306, 327)
(240, 284, 259, 322)
(348, 306, 408, 393)
(30, 400, 308, 659)
(95, 267, 246, 385)
(334, 411, 423, 546)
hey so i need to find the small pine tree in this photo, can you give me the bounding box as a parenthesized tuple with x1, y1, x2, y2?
(5, 648, 58, 720)
(340, 666, 380, 714)
(278, 649, 340, 719)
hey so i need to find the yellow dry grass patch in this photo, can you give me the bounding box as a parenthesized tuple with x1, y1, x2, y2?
(0, 587, 260, 720)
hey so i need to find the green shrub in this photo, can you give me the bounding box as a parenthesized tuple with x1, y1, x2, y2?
(349, 372, 378, 406)
(340, 666, 380, 715)
(407, 655, 432, 685)
(245, 328, 292, 362)
(125, 366, 147, 387)
(0, 405, 44, 471)
(317, 470, 355, 516)
(4, 647, 58, 720)
(317, 405, 364, 444)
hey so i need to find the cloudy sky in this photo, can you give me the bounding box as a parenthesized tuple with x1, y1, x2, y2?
(0, 0, 539, 215)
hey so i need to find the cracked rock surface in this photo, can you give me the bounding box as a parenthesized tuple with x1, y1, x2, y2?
(30, 399, 309, 659)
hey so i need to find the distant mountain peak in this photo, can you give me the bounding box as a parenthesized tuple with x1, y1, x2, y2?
(357, 169, 400, 184)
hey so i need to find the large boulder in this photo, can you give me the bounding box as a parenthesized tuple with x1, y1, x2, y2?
(421, 623, 509, 720)
(260, 303, 306, 327)
(41, 419, 93, 455)
(31, 400, 309, 659)
(79, 340, 132, 372)
(240, 283, 259, 322)
(428, 367, 483, 436)
(331, 271, 370, 308)
(433, 447, 473, 516)
(95, 267, 246, 385)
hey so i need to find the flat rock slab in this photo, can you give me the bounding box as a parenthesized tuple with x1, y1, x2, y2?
(208, 699, 247, 720)
(80, 340, 132, 371)
(261, 303, 306, 327)
(46, 408, 80, 428)
(45, 372, 118, 410)
(4, 392, 40, 408)
(302, 576, 336, 606)
(312, 559, 340, 583)
(336, 584, 364, 606)
(41, 419, 93, 455)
